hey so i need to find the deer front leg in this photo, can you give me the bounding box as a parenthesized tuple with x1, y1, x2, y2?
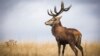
(58, 43, 61, 56)
(62, 44, 66, 56)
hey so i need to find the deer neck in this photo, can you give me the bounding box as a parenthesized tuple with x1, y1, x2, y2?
(52, 21, 63, 32)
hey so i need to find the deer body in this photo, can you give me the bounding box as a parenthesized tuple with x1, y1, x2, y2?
(45, 2, 84, 56)
(52, 23, 75, 44)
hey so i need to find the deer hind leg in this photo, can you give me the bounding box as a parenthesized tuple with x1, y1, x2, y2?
(58, 43, 61, 56)
(76, 44, 84, 56)
(69, 43, 78, 56)
(62, 44, 66, 56)
(76, 35, 84, 56)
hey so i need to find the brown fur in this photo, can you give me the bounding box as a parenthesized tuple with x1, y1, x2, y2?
(45, 2, 84, 56)
(51, 21, 83, 56)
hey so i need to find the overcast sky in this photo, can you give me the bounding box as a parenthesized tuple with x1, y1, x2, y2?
(0, 0, 100, 43)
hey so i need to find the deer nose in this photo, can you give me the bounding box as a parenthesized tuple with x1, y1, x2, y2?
(45, 22, 49, 25)
(45, 22, 47, 25)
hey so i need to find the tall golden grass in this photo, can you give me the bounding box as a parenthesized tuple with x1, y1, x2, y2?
(0, 41, 100, 56)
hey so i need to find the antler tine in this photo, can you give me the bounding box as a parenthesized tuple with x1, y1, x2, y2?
(47, 9, 56, 16)
(54, 6, 57, 14)
(47, 10, 53, 16)
(50, 10, 55, 16)
(64, 5, 72, 11)
(61, 1, 64, 9)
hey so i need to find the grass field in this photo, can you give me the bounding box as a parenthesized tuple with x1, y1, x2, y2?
(0, 41, 100, 56)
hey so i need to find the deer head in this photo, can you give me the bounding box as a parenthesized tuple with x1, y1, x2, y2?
(45, 2, 71, 26)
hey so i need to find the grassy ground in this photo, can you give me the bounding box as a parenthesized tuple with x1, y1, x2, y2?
(0, 42, 100, 56)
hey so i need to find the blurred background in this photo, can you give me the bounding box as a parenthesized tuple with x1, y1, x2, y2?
(0, 0, 100, 43)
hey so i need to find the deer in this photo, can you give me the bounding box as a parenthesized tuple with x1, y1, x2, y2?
(5, 40, 17, 47)
(45, 2, 84, 56)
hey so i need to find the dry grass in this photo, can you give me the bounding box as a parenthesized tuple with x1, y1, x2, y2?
(0, 42, 100, 56)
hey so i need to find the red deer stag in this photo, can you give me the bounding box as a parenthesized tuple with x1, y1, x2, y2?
(45, 2, 84, 56)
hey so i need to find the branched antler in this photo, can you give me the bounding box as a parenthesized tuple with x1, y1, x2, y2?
(47, 2, 71, 17)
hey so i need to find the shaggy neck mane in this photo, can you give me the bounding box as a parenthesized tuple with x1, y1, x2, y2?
(52, 21, 62, 28)
(51, 21, 64, 33)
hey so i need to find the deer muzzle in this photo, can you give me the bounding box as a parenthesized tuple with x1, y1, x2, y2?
(45, 21, 53, 26)
(45, 22, 49, 25)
